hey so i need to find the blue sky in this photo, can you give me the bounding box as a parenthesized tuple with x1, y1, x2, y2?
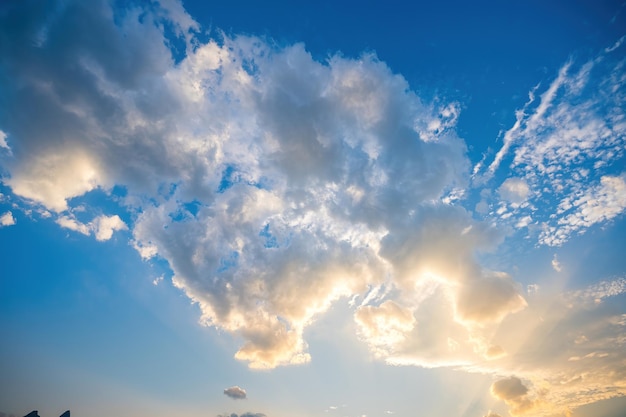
(1, 1, 626, 417)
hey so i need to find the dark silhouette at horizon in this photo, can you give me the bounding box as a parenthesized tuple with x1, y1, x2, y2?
(22, 411, 69, 417)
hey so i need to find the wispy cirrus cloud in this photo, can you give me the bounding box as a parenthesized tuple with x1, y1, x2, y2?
(475, 40, 626, 246)
(540, 173, 626, 246)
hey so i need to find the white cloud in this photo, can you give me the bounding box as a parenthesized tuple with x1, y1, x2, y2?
(0, 211, 16, 227)
(570, 276, 626, 301)
(354, 300, 416, 353)
(0, 129, 10, 152)
(498, 178, 530, 204)
(55, 213, 127, 241)
(605, 35, 625, 53)
(350, 206, 529, 368)
(125, 36, 472, 369)
(540, 174, 626, 246)
(0, 0, 525, 374)
(56, 215, 91, 236)
(7, 151, 104, 212)
(92, 214, 127, 241)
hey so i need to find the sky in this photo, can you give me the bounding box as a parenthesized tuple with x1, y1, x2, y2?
(1, 1, 626, 417)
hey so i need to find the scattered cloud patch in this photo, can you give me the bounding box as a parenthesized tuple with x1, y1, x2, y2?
(476, 41, 626, 246)
(570, 276, 626, 301)
(540, 174, 626, 246)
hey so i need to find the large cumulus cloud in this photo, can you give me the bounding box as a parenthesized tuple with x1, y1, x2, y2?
(1, 0, 487, 370)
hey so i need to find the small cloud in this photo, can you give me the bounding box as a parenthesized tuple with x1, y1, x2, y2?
(526, 284, 539, 295)
(132, 239, 159, 260)
(475, 199, 489, 214)
(152, 275, 164, 286)
(0, 129, 11, 153)
(7, 151, 102, 212)
(224, 385, 247, 400)
(491, 376, 528, 399)
(0, 211, 16, 227)
(490, 376, 535, 416)
(485, 345, 506, 359)
(541, 174, 626, 246)
(551, 254, 562, 272)
(483, 412, 502, 417)
(56, 215, 90, 236)
(498, 178, 530, 204)
(92, 214, 128, 241)
(55, 213, 127, 241)
(515, 215, 532, 229)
